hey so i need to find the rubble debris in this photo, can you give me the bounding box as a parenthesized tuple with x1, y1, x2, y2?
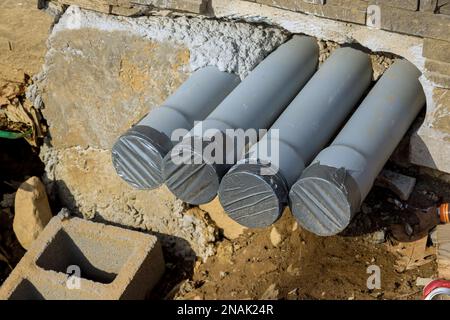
(0, 78, 47, 147)
(13, 177, 52, 250)
(390, 204, 443, 242)
(367, 230, 386, 244)
(260, 284, 279, 300)
(388, 236, 436, 272)
(370, 54, 395, 81)
(415, 277, 433, 287)
(375, 169, 416, 201)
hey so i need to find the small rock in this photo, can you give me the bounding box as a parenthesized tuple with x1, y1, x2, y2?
(287, 264, 300, 276)
(415, 277, 433, 287)
(375, 169, 416, 201)
(368, 230, 386, 244)
(199, 197, 246, 239)
(292, 221, 298, 232)
(13, 177, 52, 250)
(261, 284, 279, 300)
(270, 227, 283, 247)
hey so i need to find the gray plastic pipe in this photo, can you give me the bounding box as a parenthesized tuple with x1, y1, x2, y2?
(111, 66, 240, 189)
(163, 36, 319, 205)
(218, 47, 373, 228)
(289, 60, 426, 236)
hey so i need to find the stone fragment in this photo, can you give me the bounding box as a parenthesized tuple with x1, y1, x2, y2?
(199, 198, 246, 240)
(270, 227, 283, 247)
(13, 177, 52, 250)
(375, 169, 416, 201)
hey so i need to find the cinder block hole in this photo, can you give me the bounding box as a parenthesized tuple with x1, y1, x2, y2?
(36, 228, 133, 284)
(9, 279, 44, 300)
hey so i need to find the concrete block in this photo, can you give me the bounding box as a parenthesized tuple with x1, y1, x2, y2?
(410, 86, 450, 173)
(377, 6, 450, 42)
(425, 59, 450, 88)
(368, 0, 418, 11)
(0, 214, 165, 300)
(255, 0, 368, 24)
(423, 38, 450, 63)
(420, 0, 438, 12)
(437, 224, 450, 279)
(426, 59, 450, 76)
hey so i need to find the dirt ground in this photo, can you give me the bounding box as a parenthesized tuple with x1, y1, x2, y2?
(169, 165, 444, 300)
(0, 0, 446, 301)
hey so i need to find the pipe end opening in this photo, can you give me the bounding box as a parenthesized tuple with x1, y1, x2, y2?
(111, 126, 172, 190)
(289, 164, 358, 236)
(219, 162, 287, 229)
(163, 143, 221, 205)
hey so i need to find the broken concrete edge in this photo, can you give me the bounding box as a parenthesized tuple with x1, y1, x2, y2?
(26, 4, 288, 114)
(0, 213, 165, 300)
(44, 0, 450, 42)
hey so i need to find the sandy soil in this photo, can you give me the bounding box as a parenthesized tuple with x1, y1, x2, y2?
(171, 166, 445, 300)
(0, 0, 52, 87)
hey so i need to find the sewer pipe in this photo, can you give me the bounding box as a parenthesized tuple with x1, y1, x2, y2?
(218, 47, 373, 228)
(163, 36, 319, 205)
(111, 66, 240, 189)
(289, 60, 426, 236)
